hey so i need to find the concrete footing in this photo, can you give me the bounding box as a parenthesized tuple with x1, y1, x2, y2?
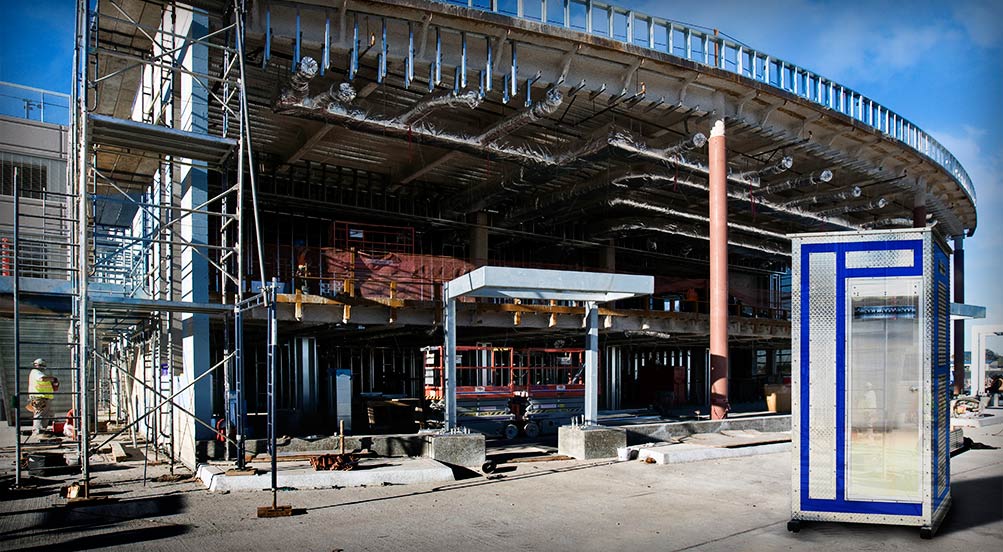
(425, 433, 486, 467)
(621, 414, 790, 445)
(637, 442, 790, 464)
(196, 457, 454, 492)
(198, 433, 428, 461)
(558, 425, 626, 460)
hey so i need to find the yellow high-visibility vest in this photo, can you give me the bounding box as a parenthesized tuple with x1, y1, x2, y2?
(29, 370, 54, 399)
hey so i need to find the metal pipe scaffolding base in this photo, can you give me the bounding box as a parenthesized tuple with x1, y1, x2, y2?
(258, 280, 293, 518)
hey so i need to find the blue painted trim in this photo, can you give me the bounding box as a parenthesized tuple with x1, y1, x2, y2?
(799, 239, 924, 516)
(932, 244, 952, 509)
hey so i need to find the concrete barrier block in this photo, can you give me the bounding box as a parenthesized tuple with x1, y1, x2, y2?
(426, 433, 485, 467)
(558, 425, 626, 460)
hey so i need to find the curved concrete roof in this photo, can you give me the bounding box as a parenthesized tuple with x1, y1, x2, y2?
(89, 0, 978, 259)
(238, 0, 976, 241)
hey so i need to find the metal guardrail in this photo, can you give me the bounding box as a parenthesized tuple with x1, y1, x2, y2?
(0, 81, 71, 126)
(437, 0, 976, 207)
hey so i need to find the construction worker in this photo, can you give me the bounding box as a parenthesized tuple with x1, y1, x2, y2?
(27, 358, 59, 435)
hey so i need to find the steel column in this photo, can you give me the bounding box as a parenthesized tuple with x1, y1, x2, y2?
(235, 308, 245, 468)
(913, 178, 926, 228)
(267, 279, 278, 508)
(708, 119, 729, 420)
(584, 301, 599, 425)
(12, 167, 21, 487)
(444, 290, 457, 429)
(77, 0, 92, 492)
(953, 236, 965, 395)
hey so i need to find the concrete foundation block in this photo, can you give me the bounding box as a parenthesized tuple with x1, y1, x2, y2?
(426, 433, 485, 467)
(637, 442, 790, 464)
(195, 458, 454, 492)
(558, 425, 627, 460)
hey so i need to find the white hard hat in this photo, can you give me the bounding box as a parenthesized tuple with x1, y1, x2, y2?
(33, 358, 46, 366)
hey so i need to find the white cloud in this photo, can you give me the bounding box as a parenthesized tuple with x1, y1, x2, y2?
(929, 125, 1003, 330)
(627, 0, 962, 85)
(951, 0, 1003, 48)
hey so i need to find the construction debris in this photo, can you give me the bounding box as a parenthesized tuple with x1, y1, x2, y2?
(256, 505, 293, 518)
(310, 453, 358, 471)
(109, 442, 129, 462)
(152, 473, 189, 483)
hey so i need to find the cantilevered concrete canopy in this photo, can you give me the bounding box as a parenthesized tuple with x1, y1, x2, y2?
(442, 267, 654, 429)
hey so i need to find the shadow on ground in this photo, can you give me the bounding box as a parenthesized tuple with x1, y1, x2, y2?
(0, 493, 190, 549)
(938, 473, 1002, 536)
(6, 524, 191, 551)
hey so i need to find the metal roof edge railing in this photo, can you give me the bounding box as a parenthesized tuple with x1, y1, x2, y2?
(0, 81, 71, 127)
(436, 0, 976, 208)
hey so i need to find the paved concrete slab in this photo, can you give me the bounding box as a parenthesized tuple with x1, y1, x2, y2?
(1, 423, 999, 551)
(196, 457, 455, 492)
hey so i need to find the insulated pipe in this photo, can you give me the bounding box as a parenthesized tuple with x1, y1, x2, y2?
(815, 197, 887, 216)
(861, 217, 913, 229)
(731, 156, 793, 185)
(395, 89, 482, 125)
(282, 56, 319, 102)
(756, 169, 833, 196)
(953, 236, 965, 395)
(784, 186, 861, 208)
(604, 199, 789, 241)
(478, 88, 562, 144)
(709, 119, 729, 420)
(608, 133, 761, 187)
(607, 173, 855, 230)
(605, 222, 789, 256)
(661, 132, 707, 158)
(623, 330, 673, 340)
(307, 82, 356, 109)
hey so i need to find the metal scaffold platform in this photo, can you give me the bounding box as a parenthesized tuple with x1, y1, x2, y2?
(8, 0, 273, 493)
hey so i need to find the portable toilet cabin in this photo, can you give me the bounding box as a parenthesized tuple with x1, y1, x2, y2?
(788, 228, 951, 538)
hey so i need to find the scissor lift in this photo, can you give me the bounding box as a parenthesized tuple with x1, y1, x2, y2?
(513, 348, 586, 437)
(423, 346, 518, 437)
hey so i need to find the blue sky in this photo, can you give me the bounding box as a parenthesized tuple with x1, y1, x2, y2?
(1, 0, 1000, 348)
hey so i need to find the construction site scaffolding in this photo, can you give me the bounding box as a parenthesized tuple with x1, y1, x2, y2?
(11, 0, 270, 492)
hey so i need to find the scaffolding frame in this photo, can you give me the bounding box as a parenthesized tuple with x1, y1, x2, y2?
(10, 0, 267, 492)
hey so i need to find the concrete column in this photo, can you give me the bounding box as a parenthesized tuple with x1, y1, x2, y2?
(443, 288, 457, 429)
(953, 236, 965, 395)
(913, 178, 926, 228)
(584, 301, 599, 425)
(176, 8, 212, 465)
(708, 119, 729, 420)
(601, 239, 616, 272)
(470, 211, 489, 267)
